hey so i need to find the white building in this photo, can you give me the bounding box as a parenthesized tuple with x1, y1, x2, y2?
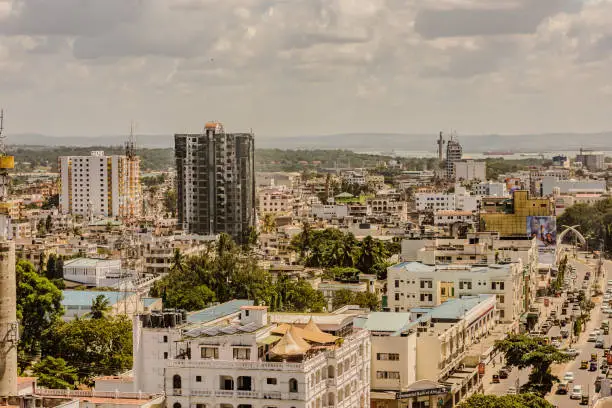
(61, 290, 144, 321)
(541, 176, 607, 196)
(387, 261, 524, 323)
(63, 258, 132, 287)
(454, 160, 486, 182)
(415, 187, 480, 213)
(343, 171, 367, 185)
(59, 151, 141, 219)
(433, 210, 474, 226)
(473, 181, 508, 197)
(132, 301, 371, 408)
(311, 204, 349, 220)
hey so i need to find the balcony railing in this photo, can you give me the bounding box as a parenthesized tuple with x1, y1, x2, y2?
(185, 390, 304, 400)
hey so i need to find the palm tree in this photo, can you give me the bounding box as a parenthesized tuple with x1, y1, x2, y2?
(170, 248, 185, 274)
(89, 295, 111, 319)
(261, 214, 277, 234)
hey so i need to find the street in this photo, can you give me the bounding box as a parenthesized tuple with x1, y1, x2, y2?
(484, 252, 612, 407)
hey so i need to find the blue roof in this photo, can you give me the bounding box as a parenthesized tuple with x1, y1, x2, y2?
(143, 297, 161, 307)
(354, 312, 414, 335)
(415, 295, 495, 321)
(62, 290, 125, 307)
(187, 299, 254, 324)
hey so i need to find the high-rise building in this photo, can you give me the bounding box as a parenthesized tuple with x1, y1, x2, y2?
(445, 136, 463, 179)
(175, 122, 255, 243)
(576, 149, 605, 171)
(59, 151, 142, 219)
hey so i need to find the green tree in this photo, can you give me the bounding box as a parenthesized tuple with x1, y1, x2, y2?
(496, 334, 571, 395)
(261, 213, 277, 234)
(163, 188, 177, 216)
(332, 289, 356, 309)
(458, 393, 553, 408)
(16, 260, 64, 359)
(356, 236, 389, 273)
(32, 356, 78, 389)
(45, 214, 53, 232)
(354, 291, 380, 311)
(88, 295, 112, 319)
(44, 315, 133, 383)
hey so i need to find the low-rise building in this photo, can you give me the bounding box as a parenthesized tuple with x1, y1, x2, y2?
(541, 176, 607, 196)
(61, 290, 143, 321)
(387, 261, 524, 324)
(132, 301, 372, 408)
(473, 181, 508, 197)
(311, 204, 349, 220)
(258, 188, 296, 216)
(63, 258, 132, 287)
(142, 235, 215, 275)
(454, 160, 486, 182)
(433, 210, 474, 227)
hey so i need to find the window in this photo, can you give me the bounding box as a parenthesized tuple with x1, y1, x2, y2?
(289, 378, 298, 393)
(441, 288, 446, 296)
(233, 348, 251, 360)
(267, 378, 277, 385)
(376, 371, 400, 380)
(376, 353, 400, 361)
(201, 347, 219, 359)
(163, 352, 168, 359)
(395, 280, 400, 288)
(196, 376, 202, 382)
(498, 295, 505, 304)
(163, 335, 168, 343)
(419, 293, 433, 302)
(394, 293, 400, 301)
(173, 375, 182, 389)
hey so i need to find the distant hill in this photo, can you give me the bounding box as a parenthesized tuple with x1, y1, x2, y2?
(6, 132, 612, 152)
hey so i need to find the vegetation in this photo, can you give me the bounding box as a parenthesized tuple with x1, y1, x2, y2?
(332, 289, 379, 310)
(495, 334, 572, 395)
(17, 259, 133, 386)
(88, 295, 112, 319)
(150, 234, 327, 312)
(290, 226, 391, 278)
(458, 393, 553, 408)
(485, 158, 547, 180)
(558, 198, 612, 256)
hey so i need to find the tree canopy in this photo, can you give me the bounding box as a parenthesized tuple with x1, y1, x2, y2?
(558, 198, 612, 256)
(458, 393, 553, 408)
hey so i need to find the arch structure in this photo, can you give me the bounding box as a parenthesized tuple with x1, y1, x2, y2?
(556, 225, 586, 259)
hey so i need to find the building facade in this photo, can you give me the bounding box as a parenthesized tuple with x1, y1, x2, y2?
(175, 122, 255, 244)
(445, 138, 463, 180)
(454, 160, 486, 183)
(59, 151, 141, 219)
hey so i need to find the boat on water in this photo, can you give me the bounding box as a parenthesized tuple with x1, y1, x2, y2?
(484, 151, 513, 156)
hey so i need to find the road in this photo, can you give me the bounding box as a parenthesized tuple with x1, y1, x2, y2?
(485, 253, 611, 407)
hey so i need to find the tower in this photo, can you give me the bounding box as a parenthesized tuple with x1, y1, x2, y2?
(437, 131, 445, 162)
(445, 133, 463, 180)
(175, 122, 255, 243)
(0, 109, 18, 398)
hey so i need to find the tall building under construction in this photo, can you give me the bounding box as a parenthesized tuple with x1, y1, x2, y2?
(446, 135, 463, 179)
(175, 122, 255, 244)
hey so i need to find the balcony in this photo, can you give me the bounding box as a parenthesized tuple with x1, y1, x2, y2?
(186, 390, 305, 400)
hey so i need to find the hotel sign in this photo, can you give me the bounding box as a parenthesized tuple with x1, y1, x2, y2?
(396, 386, 451, 399)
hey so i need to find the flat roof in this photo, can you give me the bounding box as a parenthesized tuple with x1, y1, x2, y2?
(187, 299, 253, 324)
(62, 290, 129, 307)
(63, 258, 120, 268)
(354, 312, 413, 333)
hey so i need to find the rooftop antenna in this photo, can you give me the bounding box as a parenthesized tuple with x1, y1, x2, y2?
(125, 121, 136, 159)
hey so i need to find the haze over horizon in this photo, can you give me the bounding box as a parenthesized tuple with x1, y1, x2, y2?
(1, 0, 612, 137)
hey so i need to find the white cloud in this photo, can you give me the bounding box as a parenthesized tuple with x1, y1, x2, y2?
(0, 0, 610, 137)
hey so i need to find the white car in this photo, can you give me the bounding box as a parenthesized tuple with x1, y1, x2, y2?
(570, 385, 582, 399)
(593, 329, 601, 336)
(604, 294, 611, 301)
(506, 386, 517, 395)
(563, 372, 575, 382)
(565, 348, 579, 357)
(588, 333, 598, 342)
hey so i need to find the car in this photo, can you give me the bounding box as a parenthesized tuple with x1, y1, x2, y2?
(593, 329, 601, 336)
(498, 369, 509, 379)
(564, 372, 575, 382)
(565, 348, 580, 357)
(588, 333, 598, 342)
(571, 385, 583, 399)
(596, 336, 605, 348)
(552, 340, 562, 348)
(506, 386, 517, 395)
(557, 381, 570, 394)
(604, 294, 610, 301)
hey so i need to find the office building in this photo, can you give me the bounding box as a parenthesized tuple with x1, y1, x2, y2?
(576, 149, 605, 171)
(454, 160, 486, 182)
(59, 151, 141, 219)
(175, 122, 255, 244)
(445, 137, 463, 180)
(473, 181, 508, 197)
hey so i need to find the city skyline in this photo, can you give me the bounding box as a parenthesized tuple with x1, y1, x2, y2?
(1, 0, 612, 137)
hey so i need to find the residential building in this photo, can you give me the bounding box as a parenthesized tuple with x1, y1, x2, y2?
(576, 149, 605, 170)
(142, 234, 216, 275)
(445, 137, 463, 180)
(258, 188, 295, 216)
(473, 181, 508, 197)
(59, 151, 141, 219)
(416, 187, 480, 213)
(311, 203, 349, 220)
(175, 122, 255, 244)
(387, 261, 524, 323)
(552, 155, 570, 168)
(343, 170, 367, 185)
(367, 198, 408, 222)
(454, 160, 486, 182)
(433, 210, 474, 226)
(132, 301, 371, 408)
(62, 258, 132, 287)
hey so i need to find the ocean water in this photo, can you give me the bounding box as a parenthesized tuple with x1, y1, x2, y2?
(356, 150, 612, 160)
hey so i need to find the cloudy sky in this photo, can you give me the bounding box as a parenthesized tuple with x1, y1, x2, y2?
(0, 0, 610, 138)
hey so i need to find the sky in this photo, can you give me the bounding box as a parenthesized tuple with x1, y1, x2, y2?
(0, 0, 611, 138)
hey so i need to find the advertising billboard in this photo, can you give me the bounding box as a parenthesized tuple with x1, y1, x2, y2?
(527, 216, 557, 249)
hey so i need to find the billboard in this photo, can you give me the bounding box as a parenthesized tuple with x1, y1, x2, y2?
(527, 216, 557, 249)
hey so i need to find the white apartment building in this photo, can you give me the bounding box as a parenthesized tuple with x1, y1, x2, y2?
(311, 204, 349, 220)
(415, 187, 480, 213)
(62, 258, 133, 287)
(142, 234, 217, 275)
(473, 181, 508, 197)
(258, 189, 296, 216)
(59, 151, 141, 219)
(132, 302, 371, 408)
(541, 176, 607, 196)
(454, 160, 486, 182)
(387, 261, 524, 323)
(343, 171, 367, 185)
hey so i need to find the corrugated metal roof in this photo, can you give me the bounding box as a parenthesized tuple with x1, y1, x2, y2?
(353, 312, 413, 333)
(187, 299, 253, 324)
(63, 258, 120, 268)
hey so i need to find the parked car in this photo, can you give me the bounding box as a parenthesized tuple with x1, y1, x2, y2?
(565, 348, 579, 358)
(563, 372, 575, 382)
(498, 369, 509, 379)
(557, 381, 569, 394)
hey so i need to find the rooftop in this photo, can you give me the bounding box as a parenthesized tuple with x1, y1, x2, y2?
(63, 257, 121, 268)
(62, 290, 128, 307)
(353, 312, 412, 334)
(187, 299, 253, 324)
(390, 261, 514, 276)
